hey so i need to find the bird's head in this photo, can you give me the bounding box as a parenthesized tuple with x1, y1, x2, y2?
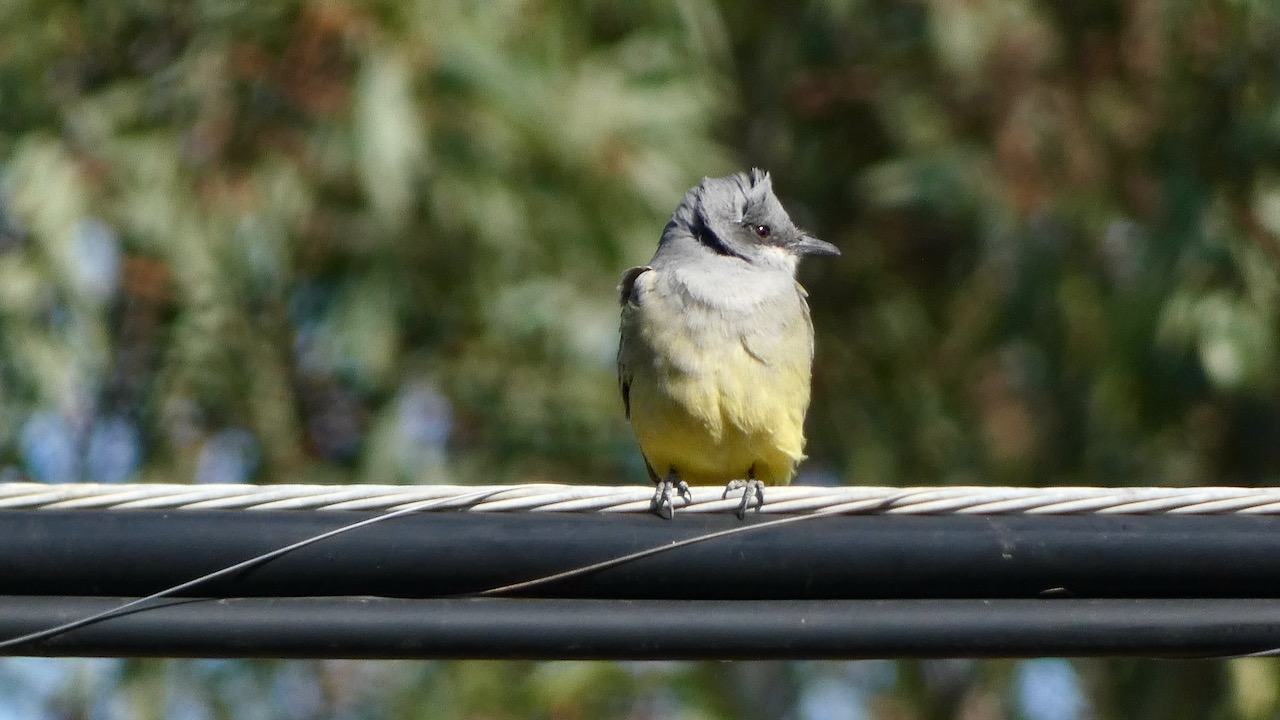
(666, 169, 839, 272)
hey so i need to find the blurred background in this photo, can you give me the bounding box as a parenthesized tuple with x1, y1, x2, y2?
(2, 0, 1280, 716)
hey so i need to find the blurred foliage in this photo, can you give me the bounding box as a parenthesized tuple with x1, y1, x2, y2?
(752, 0, 1280, 489)
(0, 0, 730, 487)
(4, 0, 1280, 717)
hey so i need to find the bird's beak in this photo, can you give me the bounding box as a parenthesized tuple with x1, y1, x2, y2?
(794, 234, 840, 257)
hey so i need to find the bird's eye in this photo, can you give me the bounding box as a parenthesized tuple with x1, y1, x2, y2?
(753, 224, 771, 239)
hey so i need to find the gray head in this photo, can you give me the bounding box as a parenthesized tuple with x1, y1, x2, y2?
(662, 169, 839, 273)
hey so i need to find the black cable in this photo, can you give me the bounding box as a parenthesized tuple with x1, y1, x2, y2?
(5, 510, 1280, 599)
(3, 596, 1278, 659)
(7, 508, 1280, 659)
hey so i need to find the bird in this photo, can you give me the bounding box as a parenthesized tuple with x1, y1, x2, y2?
(617, 169, 839, 519)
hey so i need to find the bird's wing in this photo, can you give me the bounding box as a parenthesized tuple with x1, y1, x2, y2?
(616, 265, 653, 420)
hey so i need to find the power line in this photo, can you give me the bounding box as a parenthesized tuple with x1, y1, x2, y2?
(4, 483, 1280, 658)
(2, 509, 1280, 600)
(4, 596, 1278, 659)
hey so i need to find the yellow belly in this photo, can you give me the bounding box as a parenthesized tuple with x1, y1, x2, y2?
(628, 347, 807, 486)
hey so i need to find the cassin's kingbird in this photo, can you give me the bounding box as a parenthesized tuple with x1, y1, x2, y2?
(617, 170, 839, 519)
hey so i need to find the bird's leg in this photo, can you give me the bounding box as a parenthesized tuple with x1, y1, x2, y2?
(651, 469, 692, 520)
(722, 466, 765, 519)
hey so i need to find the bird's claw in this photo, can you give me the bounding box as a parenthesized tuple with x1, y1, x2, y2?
(651, 478, 692, 519)
(723, 479, 765, 519)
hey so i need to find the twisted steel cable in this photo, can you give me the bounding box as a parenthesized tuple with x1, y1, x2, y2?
(4, 482, 1280, 515)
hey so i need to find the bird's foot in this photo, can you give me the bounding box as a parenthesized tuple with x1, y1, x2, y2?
(722, 478, 765, 519)
(651, 476, 692, 520)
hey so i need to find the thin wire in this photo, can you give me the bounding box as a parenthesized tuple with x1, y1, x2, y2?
(478, 508, 850, 596)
